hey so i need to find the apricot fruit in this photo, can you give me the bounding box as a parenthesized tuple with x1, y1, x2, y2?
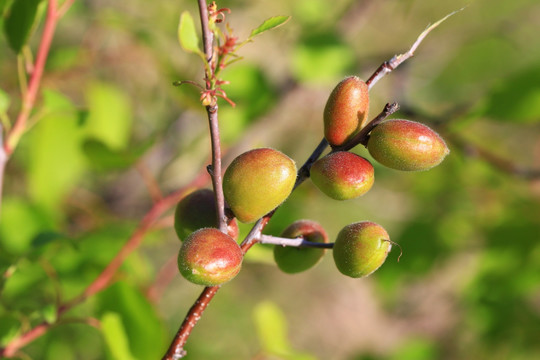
(174, 188, 239, 241)
(324, 76, 369, 147)
(333, 221, 391, 278)
(223, 148, 297, 223)
(273, 220, 329, 274)
(177, 228, 243, 286)
(367, 119, 449, 171)
(310, 151, 374, 200)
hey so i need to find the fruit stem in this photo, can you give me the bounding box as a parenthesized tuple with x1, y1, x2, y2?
(333, 102, 400, 152)
(259, 234, 334, 249)
(295, 137, 329, 185)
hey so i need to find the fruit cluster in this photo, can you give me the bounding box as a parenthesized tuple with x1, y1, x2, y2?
(174, 75, 449, 285)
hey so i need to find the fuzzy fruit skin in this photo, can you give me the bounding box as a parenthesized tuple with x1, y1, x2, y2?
(223, 148, 297, 223)
(177, 228, 243, 286)
(273, 220, 329, 274)
(333, 221, 391, 278)
(324, 76, 369, 147)
(174, 188, 239, 241)
(310, 151, 374, 200)
(367, 119, 449, 171)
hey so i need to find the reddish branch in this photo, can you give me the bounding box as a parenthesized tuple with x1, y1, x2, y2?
(198, 0, 227, 233)
(0, 170, 208, 358)
(4, 0, 59, 155)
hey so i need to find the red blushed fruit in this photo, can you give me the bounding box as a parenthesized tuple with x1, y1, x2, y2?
(367, 119, 449, 171)
(178, 228, 243, 286)
(174, 188, 239, 241)
(273, 220, 329, 274)
(310, 151, 374, 200)
(324, 76, 369, 147)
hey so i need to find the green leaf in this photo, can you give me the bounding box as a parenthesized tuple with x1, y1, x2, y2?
(0, 0, 14, 16)
(253, 301, 291, 354)
(0, 88, 10, 114)
(41, 303, 57, 323)
(82, 138, 135, 171)
(253, 301, 316, 360)
(291, 32, 355, 84)
(0, 197, 53, 255)
(0, 314, 20, 346)
(96, 283, 166, 360)
(101, 312, 136, 360)
(82, 137, 153, 172)
(3, 0, 42, 53)
(26, 90, 87, 212)
(178, 11, 202, 54)
(482, 65, 540, 123)
(249, 16, 291, 38)
(84, 82, 133, 150)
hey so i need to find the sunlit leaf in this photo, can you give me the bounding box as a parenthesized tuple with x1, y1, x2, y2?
(101, 312, 136, 360)
(0, 88, 10, 113)
(84, 82, 133, 150)
(27, 90, 87, 212)
(3, 0, 42, 53)
(178, 11, 202, 54)
(0, 198, 53, 255)
(249, 16, 291, 38)
(253, 301, 291, 354)
(96, 283, 166, 360)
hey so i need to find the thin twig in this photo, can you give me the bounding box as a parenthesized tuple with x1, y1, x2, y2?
(295, 138, 329, 188)
(259, 234, 334, 249)
(449, 133, 540, 180)
(135, 161, 163, 203)
(366, 9, 463, 90)
(146, 253, 179, 303)
(64, 171, 207, 309)
(0, 323, 51, 358)
(5, 0, 59, 155)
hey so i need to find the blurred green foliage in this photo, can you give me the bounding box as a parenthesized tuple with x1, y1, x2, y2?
(1, 0, 539, 359)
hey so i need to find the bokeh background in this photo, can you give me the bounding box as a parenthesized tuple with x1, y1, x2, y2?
(1, 0, 540, 359)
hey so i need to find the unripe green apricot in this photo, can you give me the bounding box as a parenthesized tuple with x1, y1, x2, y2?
(223, 148, 297, 223)
(273, 220, 329, 274)
(367, 119, 449, 171)
(177, 228, 243, 286)
(333, 221, 391, 278)
(324, 76, 370, 147)
(174, 188, 239, 241)
(310, 151, 374, 200)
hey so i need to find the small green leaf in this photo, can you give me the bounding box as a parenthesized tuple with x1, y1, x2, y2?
(0, 88, 10, 114)
(41, 303, 57, 323)
(82, 138, 133, 171)
(249, 16, 291, 38)
(101, 312, 136, 360)
(0, 314, 21, 346)
(3, 0, 42, 53)
(253, 301, 291, 354)
(96, 283, 166, 360)
(178, 11, 201, 54)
